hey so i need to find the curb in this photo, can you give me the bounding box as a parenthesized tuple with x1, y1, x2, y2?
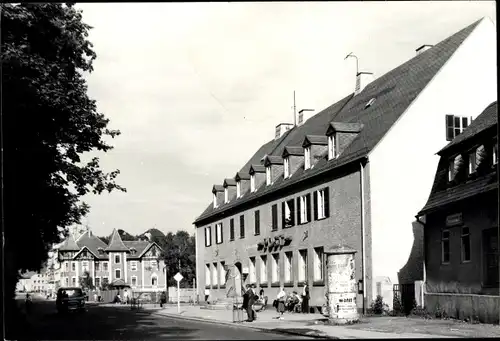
(148, 309, 337, 339)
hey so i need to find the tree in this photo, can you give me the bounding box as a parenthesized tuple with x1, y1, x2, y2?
(161, 231, 196, 288)
(118, 229, 138, 241)
(79, 270, 94, 291)
(2, 3, 125, 330)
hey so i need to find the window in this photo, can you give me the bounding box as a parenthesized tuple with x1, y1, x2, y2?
(65, 262, 69, 271)
(205, 264, 211, 287)
(103, 262, 108, 272)
(328, 135, 336, 160)
(115, 269, 121, 279)
(95, 277, 101, 288)
(250, 174, 256, 192)
(82, 261, 89, 273)
(151, 275, 158, 286)
(71, 262, 76, 271)
(216, 223, 223, 244)
(212, 263, 218, 287)
(213, 192, 218, 208)
(220, 262, 226, 285)
(282, 199, 295, 228)
(254, 210, 260, 235)
(131, 276, 137, 286)
(260, 256, 268, 284)
(95, 262, 100, 271)
(284, 252, 293, 283)
(446, 114, 470, 141)
(249, 257, 256, 283)
(205, 226, 212, 247)
(314, 187, 330, 220)
(266, 166, 272, 185)
(230, 219, 235, 241)
(493, 143, 498, 165)
(284, 157, 290, 178)
(65, 277, 69, 286)
(115, 254, 121, 264)
(271, 253, 279, 283)
(240, 215, 245, 238)
(469, 145, 485, 174)
(131, 261, 138, 271)
(304, 147, 311, 170)
(236, 181, 241, 198)
(271, 205, 278, 231)
(448, 155, 463, 182)
(151, 260, 157, 269)
(442, 230, 450, 264)
(224, 188, 229, 203)
(313, 247, 324, 282)
(297, 194, 311, 224)
(102, 277, 109, 286)
(461, 227, 471, 262)
(298, 250, 308, 283)
(71, 277, 76, 286)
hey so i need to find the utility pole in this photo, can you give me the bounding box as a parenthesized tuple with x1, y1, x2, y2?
(293, 90, 297, 126)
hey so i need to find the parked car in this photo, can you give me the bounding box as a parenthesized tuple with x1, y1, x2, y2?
(56, 287, 86, 314)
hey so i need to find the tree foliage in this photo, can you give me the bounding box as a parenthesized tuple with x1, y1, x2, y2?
(161, 231, 196, 288)
(79, 270, 94, 291)
(2, 2, 125, 322)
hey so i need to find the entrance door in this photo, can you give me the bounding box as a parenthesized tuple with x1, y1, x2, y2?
(483, 228, 499, 288)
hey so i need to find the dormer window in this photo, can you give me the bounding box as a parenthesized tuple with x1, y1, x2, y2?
(493, 143, 498, 165)
(224, 188, 229, 203)
(304, 147, 311, 170)
(283, 157, 290, 178)
(448, 154, 463, 182)
(236, 181, 241, 198)
(328, 135, 336, 160)
(213, 193, 218, 209)
(250, 174, 256, 192)
(266, 166, 272, 186)
(446, 115, 471, 141)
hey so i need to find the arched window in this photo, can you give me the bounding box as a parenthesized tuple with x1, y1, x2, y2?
(151, 275, 158, 286)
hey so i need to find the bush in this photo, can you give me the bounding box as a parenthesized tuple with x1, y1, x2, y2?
(389, 295, 405, 316)
(434, 304, 448, 319)
(410, 305, 432, 319)
(371, 295, 385, 315)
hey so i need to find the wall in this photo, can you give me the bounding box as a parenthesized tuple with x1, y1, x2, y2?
(425, 293, 499, 324)
(368, 18, 497, 299)
(196, 166, 369, 311)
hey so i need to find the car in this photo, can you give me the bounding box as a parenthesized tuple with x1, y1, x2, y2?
(56, 287, 86, 314)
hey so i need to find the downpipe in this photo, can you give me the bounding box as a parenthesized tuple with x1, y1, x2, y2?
(360, 161, 367, 315)
(415, 214, 426, 307)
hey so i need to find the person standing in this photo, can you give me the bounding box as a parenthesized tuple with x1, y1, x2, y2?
(301, 284, 310, 314)
(204, 288, 210, 303)
(276, 287, 286, 320)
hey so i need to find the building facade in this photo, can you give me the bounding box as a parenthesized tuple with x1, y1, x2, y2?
(194, 18, 497, 312)
(418, 101, 498, 322)
(58, 229, 166, 292)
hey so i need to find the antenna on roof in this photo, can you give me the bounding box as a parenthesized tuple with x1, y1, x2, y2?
(293, 91, 297, 127)
(345, 52, 359, 75)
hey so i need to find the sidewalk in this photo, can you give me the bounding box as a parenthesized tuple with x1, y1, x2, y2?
(137, 305, 491, 339)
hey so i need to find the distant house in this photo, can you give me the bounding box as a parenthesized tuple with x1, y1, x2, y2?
(57, 229, 166, 292)
(417, 101, 498, 322)
(193, 18, 497, 313)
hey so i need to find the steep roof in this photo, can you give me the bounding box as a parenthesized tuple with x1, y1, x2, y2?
(76, 231, 108, 259)
(438, 101, 498, 155)
(105, 229, 130, 252)
(123, 241, 150, 258)
(194, 18, 483, 225)
(58, 233, 81, 251)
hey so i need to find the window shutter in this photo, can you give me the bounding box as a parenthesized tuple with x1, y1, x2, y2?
(445, 115, 454, 141)
(230, 219, 234, 240)
(282, 202, 286, 228)
(324, 187, 330, 218)
(290, 200, 295, 226)
(306, 193, 311, 222)
(220, 223, 224, 243)
(240, 215, 245, 238)
(255, 211, 260, 235)
(313, 191, 318, 220)
(297, 197, 302, 224)
(205, 227, 208, 246)
(272, 205, 278, 231)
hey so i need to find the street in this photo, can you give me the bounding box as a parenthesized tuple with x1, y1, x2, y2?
(9, 296, 315, 340)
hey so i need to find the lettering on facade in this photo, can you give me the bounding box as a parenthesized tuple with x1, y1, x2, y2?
(446, 213, 463, 227)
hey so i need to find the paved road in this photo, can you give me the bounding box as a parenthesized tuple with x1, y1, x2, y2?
(9, 296, 315, 340)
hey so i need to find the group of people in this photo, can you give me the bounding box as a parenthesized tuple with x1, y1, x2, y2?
(241, 284, 263, 322)
(273, 284, 310, 320)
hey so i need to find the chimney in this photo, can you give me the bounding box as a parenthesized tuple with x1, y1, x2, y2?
(275, 123, 294, 140)
(249, 164, 266, 192)
(235, 172, 251, 198)
(212, 185, 224, 208)
(416, 44, 433, 56)
(298, 109, 315, 126)
(282, 146, 304, 179)
(263, 156, 284, 186)
(355, 72, 374, 96)
(223, 178, 237, 203)
(302, 135, 328, 169)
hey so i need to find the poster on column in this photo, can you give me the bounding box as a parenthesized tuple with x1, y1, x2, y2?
(331, 293, 357, 319)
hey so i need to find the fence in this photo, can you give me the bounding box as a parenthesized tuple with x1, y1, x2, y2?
(425, 293, 499, 324)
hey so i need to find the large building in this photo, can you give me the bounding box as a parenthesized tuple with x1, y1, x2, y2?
(193, 18, 496, 312)
(58, 229, 166, 292)
(417, 101, 498, 322)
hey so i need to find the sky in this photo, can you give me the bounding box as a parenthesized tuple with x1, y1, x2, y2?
(76, 1, 496, 238)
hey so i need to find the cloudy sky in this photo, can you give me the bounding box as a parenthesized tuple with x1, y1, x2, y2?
(77, 1, 496, 238)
